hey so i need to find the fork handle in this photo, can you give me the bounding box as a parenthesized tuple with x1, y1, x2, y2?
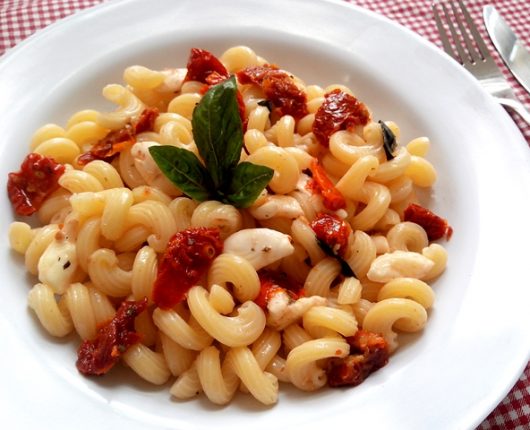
(498, 98, 530, 127)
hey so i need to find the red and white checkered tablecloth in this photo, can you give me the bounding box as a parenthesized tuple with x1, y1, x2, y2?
(1, 1, 529, 429)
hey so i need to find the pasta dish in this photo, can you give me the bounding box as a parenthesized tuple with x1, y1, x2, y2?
(6, 46, 452, 406)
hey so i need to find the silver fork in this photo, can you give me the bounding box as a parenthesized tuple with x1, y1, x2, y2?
(433, 0, 530, 125)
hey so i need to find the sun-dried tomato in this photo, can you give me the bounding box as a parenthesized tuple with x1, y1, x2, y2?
(76, 297, 148, 376)
(313, 89, 370, 147)
(204, 71, 229, 86)
(237, 65, 308, 119)
(262, 70, 308, 119)
(310, 213, 351, 258)
(185, 48, 246, 126)
(152, 227, 223, 309)
(77, 125, 135, 165)
(134, 107, 159, 134)
(184, 48, 230, 84)
(254, 270, 304, 309)
(307, 159, 346, 211)
(237, 65, 279, 85)
(327, 330, 389, 387)
(77, 107, 159, 166)
(7, 153, 65, 216)
(403, 203, 453, 241)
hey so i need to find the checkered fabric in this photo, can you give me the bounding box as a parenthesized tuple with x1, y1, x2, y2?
(0, 1, 529, 428)
(0, 0, 103, 52)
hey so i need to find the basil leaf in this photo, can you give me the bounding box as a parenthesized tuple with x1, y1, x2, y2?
(316, 238, 356, 278)
(192, 76, 243, 188)
(379, 120, 397, 160)
(149, 145, 212, 202)
(226, 162, 274, 208)
(257, 99, 273, 112)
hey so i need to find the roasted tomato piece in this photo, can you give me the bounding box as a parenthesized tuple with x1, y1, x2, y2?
(237, 64, 279, 85)
(184, 48, 229, 84)
(310, 213, 351, 258)
(77, 107, 158, 166)
(254, 270, 304, 309)
(76, 297, 148, 376)
(77, 125, 135, 165)
(403, 203, 453, 241)
(261, 69, 308, 119)
(133, 107, 159, 134)
(7, 153, 65, 216)
(313, 89, 370, 147)
(152, 227, 223, 309)
(307, 159, 346, 211)
(327, 330, 389, 387)
(205, 71, 230, 86)
(237, 65, 308, 119)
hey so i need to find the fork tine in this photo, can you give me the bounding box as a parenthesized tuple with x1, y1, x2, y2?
(449, 1, 480, 62)
(440, 3, 468, 63)
(433, 3, 458, 61)
(456, 0, 491, 60)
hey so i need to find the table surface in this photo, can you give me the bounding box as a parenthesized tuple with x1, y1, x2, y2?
(1, 0, 529, 429)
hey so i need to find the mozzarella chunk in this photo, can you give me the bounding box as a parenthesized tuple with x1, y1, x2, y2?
(38, 233, 78, 294)
(267, 292, 327, 330)
(159, 68, 187, 93)
(131, 141, 181, 196)
(367, 250, 435, 283)
(223, 228, 294, 270)
(249, 195, 304, 220)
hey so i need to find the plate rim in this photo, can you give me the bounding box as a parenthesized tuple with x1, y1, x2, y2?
(1, 1, 530, 429)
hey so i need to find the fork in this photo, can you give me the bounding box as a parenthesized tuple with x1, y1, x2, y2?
(433, 0, 530, 125)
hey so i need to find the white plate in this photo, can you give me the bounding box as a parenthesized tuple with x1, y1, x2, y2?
(1, 0, 530, 429)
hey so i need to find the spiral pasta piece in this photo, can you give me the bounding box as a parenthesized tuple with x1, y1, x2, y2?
(246, 146, 299, 194)
(24, 224, 60, 275)
(122, 343, 171, 385)
(170, 362, 202, 400)
(350, 182, 391, 231)
(226, 346, 278, 405)
(88, 249, 132, 297)
(251, 328, 282, 370)
(160, 332, 197, 377)
(207, 253, 260, 302)
(37, 189, 72, 224)
(303, 257, 341, 297)
(335, 155, 379, 199)
(329, 130, 382, 165)
(344, 230, 377, 279)
(187, 286, 266, 347)
(363, 298, 428, 352)
(27, 283, 73, 337)
(221, 45, 259, 72)
(387, 221, 429, 252)
(97, 84, 145, 130)
(33, 137, 80, 164)
(422, 244, 448, 280)
(191, 201, 242, 240)
(125, 200, 177, 252)
(285, 338, 349, 391)
(131, 246, 157, 302)
(153, 308, 213, 351)
(302, 306, 358, 338)
(9, 222, 35, 254)
(196, 345, 239, 405)
(291, 217, 326, 266)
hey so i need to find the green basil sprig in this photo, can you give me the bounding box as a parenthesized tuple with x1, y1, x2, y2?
(149, 76, 273, 208)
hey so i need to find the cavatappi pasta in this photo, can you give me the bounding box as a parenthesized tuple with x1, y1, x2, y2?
(7, 45, 451, 406)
